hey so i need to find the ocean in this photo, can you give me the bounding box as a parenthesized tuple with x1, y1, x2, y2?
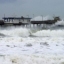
(0, 20, 64, 64)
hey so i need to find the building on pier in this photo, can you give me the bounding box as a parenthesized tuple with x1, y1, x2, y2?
(3, 16, 31, 25)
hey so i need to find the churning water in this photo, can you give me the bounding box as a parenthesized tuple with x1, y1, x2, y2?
(0, 18, 64, 64)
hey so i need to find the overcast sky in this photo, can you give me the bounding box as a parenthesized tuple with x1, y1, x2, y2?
(0, 0, 64, 19)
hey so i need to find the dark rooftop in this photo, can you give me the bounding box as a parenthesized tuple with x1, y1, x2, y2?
(3, 16, 31, 20)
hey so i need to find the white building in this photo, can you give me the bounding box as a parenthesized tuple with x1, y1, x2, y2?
(3, 16, 31, 24)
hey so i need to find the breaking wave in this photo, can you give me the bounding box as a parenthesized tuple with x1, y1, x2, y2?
(32, 30, 64, 37)
(0, 27, 32, 37)
(0, 26, 64, 37)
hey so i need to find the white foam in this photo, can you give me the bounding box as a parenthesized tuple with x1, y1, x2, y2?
(0, 37, 64, 55)
(0, 55, 64, 64)
(0, 33, 64, 64)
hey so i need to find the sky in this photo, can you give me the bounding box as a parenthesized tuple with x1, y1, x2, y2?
(0, 0, 64, 19)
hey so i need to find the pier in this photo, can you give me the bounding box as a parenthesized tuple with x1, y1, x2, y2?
(0, 16, 61, 27)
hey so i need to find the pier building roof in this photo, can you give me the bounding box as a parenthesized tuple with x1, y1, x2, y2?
(3, 16, 31, 20)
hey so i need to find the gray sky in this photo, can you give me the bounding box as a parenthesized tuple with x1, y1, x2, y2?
(0, 0, 64, 19)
